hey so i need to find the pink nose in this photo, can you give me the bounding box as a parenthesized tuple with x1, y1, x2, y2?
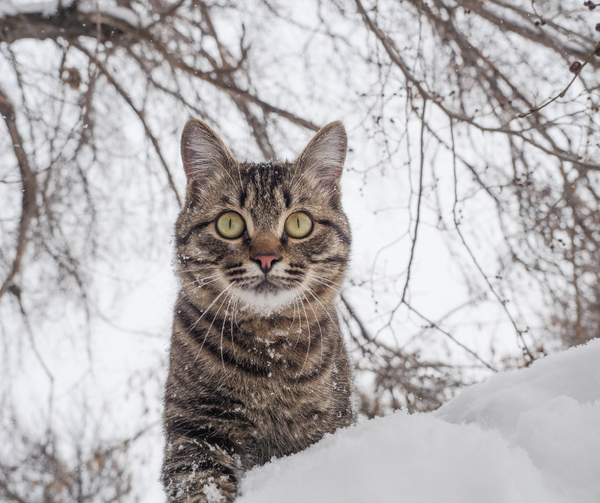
(253, 254, 280, 274)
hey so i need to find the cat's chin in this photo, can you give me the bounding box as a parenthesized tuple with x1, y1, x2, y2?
(233, 283, 298, 316)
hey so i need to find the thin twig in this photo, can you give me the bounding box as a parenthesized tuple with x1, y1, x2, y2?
(405, 303, 498, 372)
(449, 118, 534, 362)
(400, 99, 427, 304)
(354, 0, 600, 171)
(72, 42, 183, 207)
(516, 39, 600, 119)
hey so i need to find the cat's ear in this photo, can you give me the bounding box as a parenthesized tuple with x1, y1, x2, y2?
(181, 119, 236, 187)
(296, 121, 347, 200)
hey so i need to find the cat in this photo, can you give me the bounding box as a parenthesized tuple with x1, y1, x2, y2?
(161, 119, 355, 502)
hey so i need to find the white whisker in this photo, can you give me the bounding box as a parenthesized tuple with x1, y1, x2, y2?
(220, 293, 236, 376)
(290, 290, 298, 328)
(188, 281, 236, 333)
(293, 294, 302, 347)
(307, 275, 371, 309)
(307, 276, 342, 294)
(297, 295, 311, 378)
(301, 282, 339, 328)
(298, 286, 324, 366)
(192, 282, 237, 362)
(230, 296, 239, 356)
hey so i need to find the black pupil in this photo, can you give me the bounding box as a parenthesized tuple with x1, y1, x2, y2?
(296, 218, 300, 228)
(228, 218, 232, 229)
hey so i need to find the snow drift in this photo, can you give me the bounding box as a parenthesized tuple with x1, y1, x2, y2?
(238, 339, 600, 503)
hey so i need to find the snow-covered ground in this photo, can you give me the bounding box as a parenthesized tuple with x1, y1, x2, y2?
(238, 339, 600, 503)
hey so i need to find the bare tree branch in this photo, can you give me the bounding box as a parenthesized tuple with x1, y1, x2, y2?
(0, 89, 37, 302)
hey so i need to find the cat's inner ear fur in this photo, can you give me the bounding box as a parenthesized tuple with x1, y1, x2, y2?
(181, 119, 236, 187)
(295, 121, 347, 199)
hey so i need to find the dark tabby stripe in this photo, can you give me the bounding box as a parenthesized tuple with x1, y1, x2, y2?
(225, 268, 246, 277)
(315, 218, 351, 245)
(167, 459, 235, 476)
(285, 269, 304, 276)
(176, 220, 213, 246)
(309, 255, 348, 265)
(168, 420, 234, 445)
(225, 262, 244, 270)
(283, 189, 292, 208)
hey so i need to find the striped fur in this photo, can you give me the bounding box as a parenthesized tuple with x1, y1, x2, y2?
(162, 121, 355, 502)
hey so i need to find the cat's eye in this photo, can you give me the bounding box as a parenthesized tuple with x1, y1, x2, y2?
(285, 212, 313, 239)
(216, 212, 245, 239)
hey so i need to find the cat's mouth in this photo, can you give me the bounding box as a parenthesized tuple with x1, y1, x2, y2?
(253, 278, 281, 293)
(233, 276, 299, 314)
(238, 272, 289, 290)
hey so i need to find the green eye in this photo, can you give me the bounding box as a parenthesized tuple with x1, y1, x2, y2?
(285, 212, 313, 239)
(216, 212, 245, 239)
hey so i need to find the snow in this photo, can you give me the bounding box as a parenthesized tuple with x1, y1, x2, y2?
(0, 0, 62, 16)
(77, 0, 140, 27)
(0, 0, 140, 26)
(204, 482, 226, 503)
(238, 339, 600, 503)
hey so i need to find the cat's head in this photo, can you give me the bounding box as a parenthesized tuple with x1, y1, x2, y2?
(175, 120, 350, 316)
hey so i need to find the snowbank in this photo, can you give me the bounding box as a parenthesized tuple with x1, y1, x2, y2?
(238, 340, 600, 503)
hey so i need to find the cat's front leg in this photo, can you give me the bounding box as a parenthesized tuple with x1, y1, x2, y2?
(161, 429, 240, 503)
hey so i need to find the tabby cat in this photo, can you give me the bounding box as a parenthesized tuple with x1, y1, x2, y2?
(161, 120, 355, 502)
